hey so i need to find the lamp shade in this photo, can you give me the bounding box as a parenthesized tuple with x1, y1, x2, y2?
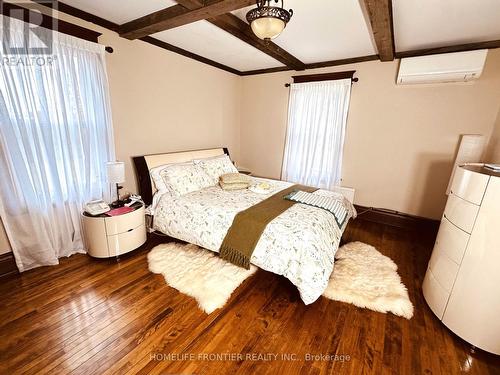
(250, 17, 285, 40)
(106, 161, 125, 184)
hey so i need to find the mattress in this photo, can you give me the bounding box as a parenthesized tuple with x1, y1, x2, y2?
(153, 178, 356, 304)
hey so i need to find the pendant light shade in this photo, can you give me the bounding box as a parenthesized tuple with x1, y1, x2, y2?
(246, 0, 293, 41)
(250, 17, 286, 40)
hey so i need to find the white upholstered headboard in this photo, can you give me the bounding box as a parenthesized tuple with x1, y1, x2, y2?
(132, 147, 229, 206)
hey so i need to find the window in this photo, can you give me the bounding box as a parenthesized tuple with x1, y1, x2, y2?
(281, 79, 352, 190)
(0, 16, 115, 271)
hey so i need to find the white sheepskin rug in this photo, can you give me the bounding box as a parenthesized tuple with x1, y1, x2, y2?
(148, 241, 413, 319)
(147, 243, 257, 314)
(323, 241, 414, 319)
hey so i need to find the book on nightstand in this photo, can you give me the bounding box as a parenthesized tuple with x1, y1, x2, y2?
(106, 206, 134, 216)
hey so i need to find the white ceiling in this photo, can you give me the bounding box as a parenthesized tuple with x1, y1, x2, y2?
(59, 0, 500, 72)
(393, 0, 500, 52)
(232, 1, 377, 64)
(152, 21, 285, 71)
(62, 0, 174, 24)
(62, 0, 284, 71)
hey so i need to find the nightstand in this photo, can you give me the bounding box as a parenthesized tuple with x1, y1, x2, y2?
(82, 202, 146, 258)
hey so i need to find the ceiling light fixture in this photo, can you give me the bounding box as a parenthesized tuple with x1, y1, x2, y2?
(246, 0, 293, 41)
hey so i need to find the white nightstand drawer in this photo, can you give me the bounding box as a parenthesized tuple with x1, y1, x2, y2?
(444, 193, 479, 234)
(107, 224, 146, 257)
(105, 206, 145, 235)
(433, 217, 470, 264)
(83, 203, 147, 258)
(450, 166, 489, 205)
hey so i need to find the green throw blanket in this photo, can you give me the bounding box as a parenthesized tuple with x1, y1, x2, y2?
(219, 184, 318, 269)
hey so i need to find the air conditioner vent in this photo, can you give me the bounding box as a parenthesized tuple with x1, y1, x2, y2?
(397, 50, 488, 85)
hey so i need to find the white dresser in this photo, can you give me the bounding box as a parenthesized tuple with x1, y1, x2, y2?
(423, 165, 500, 355)
(82, 204, 147, 258)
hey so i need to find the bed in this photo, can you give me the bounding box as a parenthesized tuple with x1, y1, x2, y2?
(133, 148, 356, 304)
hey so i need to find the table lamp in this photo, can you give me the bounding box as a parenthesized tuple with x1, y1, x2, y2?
(106, 161, 125, 208)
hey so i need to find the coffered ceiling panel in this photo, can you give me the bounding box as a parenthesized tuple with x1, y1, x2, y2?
(233, 0, 377, 63)
(45, 1, 500, 73)
(393, 0, 500, 52)
(152, 20, 285, 71)
(61, 0, 177, 24)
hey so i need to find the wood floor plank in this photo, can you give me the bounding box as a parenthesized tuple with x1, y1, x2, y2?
(0, 257, 148, 349)
(5, 274, 161, 374)
(20, 278, 168, 374)
(0, 257, 136, 323)
(0, 258, 149, 358)
(1, 224, 499, 375)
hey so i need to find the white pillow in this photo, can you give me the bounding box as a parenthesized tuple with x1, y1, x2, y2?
(160, 162, 212, 196)
(149, 163, 173, 192)
(150, 161, 195, 192)
(194, 154, 238, 185)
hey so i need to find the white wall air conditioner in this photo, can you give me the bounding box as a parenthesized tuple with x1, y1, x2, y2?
(397, 50, 488, 85)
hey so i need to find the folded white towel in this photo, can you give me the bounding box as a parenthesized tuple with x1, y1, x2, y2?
(249, 182, 275, 195)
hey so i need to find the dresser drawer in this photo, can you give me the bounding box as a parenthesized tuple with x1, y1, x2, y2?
(444, 193, 479, 233)
(450, 166, 489, 205)
(107, 224, 147, 257)
(433, 217, 470, 264)
(428, 251, 460, 292)
(422, 268, 450, 320)
(105, 206, 145, 235)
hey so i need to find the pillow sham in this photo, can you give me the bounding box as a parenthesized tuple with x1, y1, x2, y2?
(148, 189, 172, 215)
(160, 162, 212, 196)
(194, 154, 238, 185)
(150, 163, 172, 192)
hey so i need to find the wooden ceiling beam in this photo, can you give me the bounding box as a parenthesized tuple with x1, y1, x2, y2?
(362, 0, 395, 61)
(209, 14, 305, 70)
(35, 0, 241, 75)
(395, 40, 500, 59)
(119, 0, 255, 40)
(39, 1, 500, 77)
(2, 1, 101, 43)
(240, 55, 379, 76)
(176, 0, 305, 70)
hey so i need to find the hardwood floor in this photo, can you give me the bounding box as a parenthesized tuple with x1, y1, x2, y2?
(1, 220, 499, 374)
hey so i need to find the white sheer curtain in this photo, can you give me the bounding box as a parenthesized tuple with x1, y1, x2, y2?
(0, 16, 115, 271)
(281, 79, 352, 190)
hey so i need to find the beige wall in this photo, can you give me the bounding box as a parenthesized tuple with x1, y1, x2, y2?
(0, 4, 241, 256)
(103, 34, 241, 195)
(3, 3, 500, 260)
(239, 49, 500, 219)
(40, 5, 242, 195)
(486, 109, 500, 162)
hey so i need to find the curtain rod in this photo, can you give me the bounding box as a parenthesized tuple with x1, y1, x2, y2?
(285, 77, 358, 87)
(285, 70, 358, 87)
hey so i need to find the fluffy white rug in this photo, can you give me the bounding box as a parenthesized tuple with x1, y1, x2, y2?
(323, 241, 414, 319)
(148, 241, 413, 319)
(147, 243, 257, 314)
